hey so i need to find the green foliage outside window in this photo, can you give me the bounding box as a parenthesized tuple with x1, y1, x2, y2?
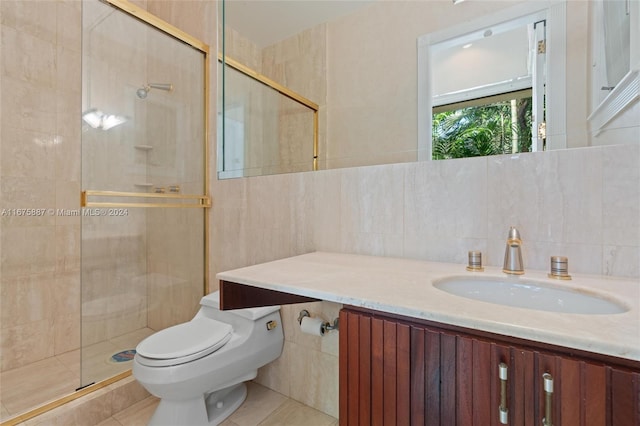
(432, 97, 533, 160)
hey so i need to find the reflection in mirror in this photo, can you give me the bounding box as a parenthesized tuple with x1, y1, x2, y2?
(588, 0, 639, 144)
(602, 0, 630, 88)
(220, 0, 640, 178)
(218, 58, 318, 178)
(429, 16, 542, 159)
(419, 2, 562, 160)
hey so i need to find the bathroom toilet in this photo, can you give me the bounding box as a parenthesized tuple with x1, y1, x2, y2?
(133, 291, 284, 426)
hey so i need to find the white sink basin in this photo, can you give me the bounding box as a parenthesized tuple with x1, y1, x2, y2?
(433, 276, 628, 315)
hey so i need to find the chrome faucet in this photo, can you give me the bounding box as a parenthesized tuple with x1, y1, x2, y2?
(503, 227, 524, 275)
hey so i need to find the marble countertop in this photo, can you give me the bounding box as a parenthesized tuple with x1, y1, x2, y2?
(217, 252, 640, 362)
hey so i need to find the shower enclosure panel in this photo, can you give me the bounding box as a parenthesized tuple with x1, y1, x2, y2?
(81, 0, 208, 388)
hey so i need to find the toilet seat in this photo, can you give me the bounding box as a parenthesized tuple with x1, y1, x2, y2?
(136, 317, 233, 367)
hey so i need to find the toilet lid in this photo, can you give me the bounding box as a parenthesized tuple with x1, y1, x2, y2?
(136, 317, 232, 361)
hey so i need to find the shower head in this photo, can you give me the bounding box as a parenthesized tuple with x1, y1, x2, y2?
(136, 83, 174, 99)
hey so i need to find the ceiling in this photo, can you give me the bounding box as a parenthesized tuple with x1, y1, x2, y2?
(223, 0, 376, 47)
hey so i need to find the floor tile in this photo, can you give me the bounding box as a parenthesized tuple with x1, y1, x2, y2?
(223, 382, 287, 426)
(0, 357, 78, 416)
(96, 418, 124, 426)
(258, 399, 337, 426)
(112, 396, 159, 426)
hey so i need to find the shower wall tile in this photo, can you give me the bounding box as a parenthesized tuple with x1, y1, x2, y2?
(55, 180, 81, 226)
(147, 0, 212, 44)
(56, 47, 81, 95)
(53, 313, 80, 356)
(0, 319, 54, 371)
(55, 224, 80, 272)
(0, 176, 56, 228)
(1, 75, 57, 136)
(2, 125, 55, 183)
(1, 0, 83, 378)
(224, 26, 262, 71)
(52, 271, 81, 347)
(56, 0, 81, 51)
(0, 274, 53, 329)
(1, 24, 56, 87)
(262, 24, 327, 104)
(0, 0, 57, 41)
(0, 225, 56, 278)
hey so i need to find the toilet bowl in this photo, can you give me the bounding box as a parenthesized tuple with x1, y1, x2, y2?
(132, 291, 284, 426)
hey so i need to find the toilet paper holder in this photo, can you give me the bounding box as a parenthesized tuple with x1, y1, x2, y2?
(297, 309, 339, 332)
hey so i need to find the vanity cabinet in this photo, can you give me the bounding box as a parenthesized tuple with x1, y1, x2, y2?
(339, 306, 640, 426)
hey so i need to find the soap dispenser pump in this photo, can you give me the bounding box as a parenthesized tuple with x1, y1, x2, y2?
(503, 227, 524, 275)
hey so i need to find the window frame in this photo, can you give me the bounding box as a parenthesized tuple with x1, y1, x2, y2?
(417, 1, 567, 160)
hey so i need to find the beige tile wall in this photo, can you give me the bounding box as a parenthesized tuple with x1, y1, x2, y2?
(0, 0, 82, 372)
(210, 143, 639, 418)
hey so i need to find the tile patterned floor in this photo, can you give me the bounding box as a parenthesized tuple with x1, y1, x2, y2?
(98, 382, 338, 426)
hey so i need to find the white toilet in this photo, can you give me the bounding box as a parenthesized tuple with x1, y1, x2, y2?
(132, 291, 284, 426)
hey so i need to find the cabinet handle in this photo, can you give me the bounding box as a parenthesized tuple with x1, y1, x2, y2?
(499, 362, 508, 424)
(542, 373, 554, 426)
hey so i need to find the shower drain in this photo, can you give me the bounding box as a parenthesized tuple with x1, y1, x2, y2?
(109, 349, 136, 363)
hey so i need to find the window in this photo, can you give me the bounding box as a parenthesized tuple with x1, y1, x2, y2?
(432, 90, 533, 159)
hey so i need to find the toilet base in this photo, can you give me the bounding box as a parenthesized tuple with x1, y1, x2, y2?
(148, 382, 248, 426)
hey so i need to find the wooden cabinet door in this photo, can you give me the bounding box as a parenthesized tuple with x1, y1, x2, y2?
(339, 309, 412, 426)
(489, 344, 536, 426)
(340, 309, 537, 426)
(609, 367, 640, 426)
(339, 307, 639, 426)
(535, 353, 610, 426)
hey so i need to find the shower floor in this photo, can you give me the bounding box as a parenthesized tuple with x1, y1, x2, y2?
(0, 327, 154, 422)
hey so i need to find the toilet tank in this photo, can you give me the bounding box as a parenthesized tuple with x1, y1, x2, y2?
(200, 291, 280, 320)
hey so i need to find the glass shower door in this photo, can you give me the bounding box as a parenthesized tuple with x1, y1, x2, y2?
(80, 0, 209, 388)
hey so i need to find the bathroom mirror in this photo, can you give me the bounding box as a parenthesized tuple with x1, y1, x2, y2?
(219, 0, 639, 178)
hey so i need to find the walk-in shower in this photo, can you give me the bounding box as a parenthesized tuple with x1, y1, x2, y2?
(136, 82, 174, 99)
(0, 0, 210, 423)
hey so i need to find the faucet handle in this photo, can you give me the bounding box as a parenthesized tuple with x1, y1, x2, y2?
(466, 251, 484, 272)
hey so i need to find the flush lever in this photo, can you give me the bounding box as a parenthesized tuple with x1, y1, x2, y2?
(265, 320, 278, 331)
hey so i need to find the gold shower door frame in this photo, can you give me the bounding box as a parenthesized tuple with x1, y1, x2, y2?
(1, 1, 210, 424)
